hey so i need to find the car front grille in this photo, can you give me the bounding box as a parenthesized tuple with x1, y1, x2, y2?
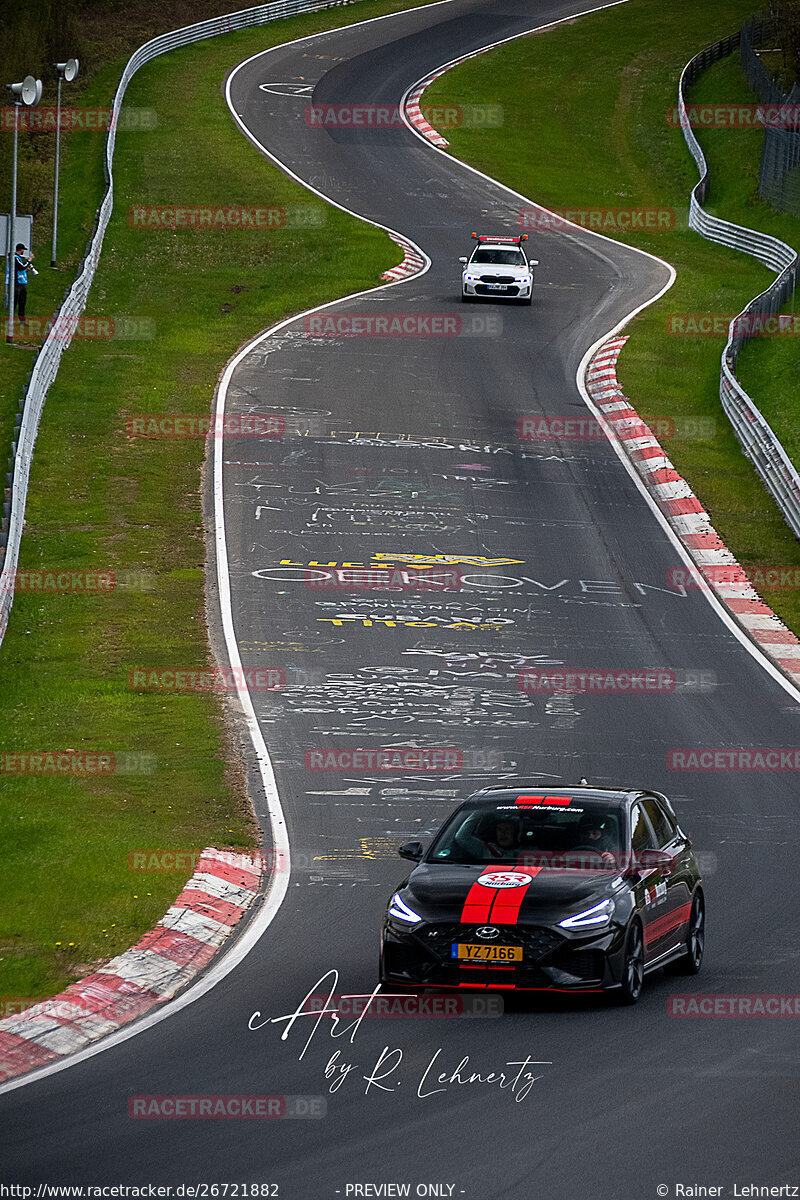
(475, 284, 520, 296)
(478, 274, 516, 282)
(418, 923, 564, 963)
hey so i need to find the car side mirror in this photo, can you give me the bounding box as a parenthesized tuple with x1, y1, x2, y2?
(530, 259, 539, 266)
(458, 256, 468, 263)
(399, 840, 424, 862)
(637, 849, 673, 873)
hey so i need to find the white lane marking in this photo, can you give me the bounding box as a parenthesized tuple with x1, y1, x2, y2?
(258, 83, 314, 95)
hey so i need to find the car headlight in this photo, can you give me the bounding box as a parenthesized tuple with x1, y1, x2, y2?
(558, 898, 614, 929)
(387, 892, 422, 924)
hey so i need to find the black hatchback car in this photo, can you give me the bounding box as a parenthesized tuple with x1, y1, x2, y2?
(380, 785, 704, 1003)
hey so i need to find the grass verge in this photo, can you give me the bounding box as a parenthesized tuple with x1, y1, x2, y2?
(425, 0, 800, 630)
(0, 0, 441, 1004)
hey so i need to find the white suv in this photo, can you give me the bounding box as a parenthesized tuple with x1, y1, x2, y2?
(460, 233, 536, 305)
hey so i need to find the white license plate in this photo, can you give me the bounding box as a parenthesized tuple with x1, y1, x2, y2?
(485, 283, 506, 291)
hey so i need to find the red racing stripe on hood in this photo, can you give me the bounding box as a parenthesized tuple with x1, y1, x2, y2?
(460, 882, 495, 923)
(460, 867, 544, 924)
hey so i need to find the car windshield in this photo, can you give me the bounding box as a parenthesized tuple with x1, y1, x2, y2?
(471, 249, 526, 266)
(428, 802, 622, 869)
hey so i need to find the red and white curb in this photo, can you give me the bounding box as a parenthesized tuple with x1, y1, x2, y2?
(403, 42, 504, 149)
(0, 848, 266, 1082)
(381, 233, 427, 281)
(405, 73, 451, 147)
(585, 337, 800, 687)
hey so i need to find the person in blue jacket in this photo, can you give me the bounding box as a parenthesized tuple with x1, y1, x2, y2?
(13, 243, 37, 323)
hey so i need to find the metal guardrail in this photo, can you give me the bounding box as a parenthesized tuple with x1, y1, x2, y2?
(0, 0, 361, 647)
(678, 40, 800, 540)
(739, 15, 800, 107)
(740, 16, 800, 214)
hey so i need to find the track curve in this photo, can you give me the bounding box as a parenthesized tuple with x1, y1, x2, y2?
(2, 2, 800, 1196)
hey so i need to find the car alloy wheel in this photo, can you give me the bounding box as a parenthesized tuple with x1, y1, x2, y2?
(668, 891, 705, 976)
(618, 919, 644, 1005)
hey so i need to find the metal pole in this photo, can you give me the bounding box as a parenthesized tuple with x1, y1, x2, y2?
(51, 73, 62, 267)
(6, 100, 18, 343)
(3, 182, 9, 314)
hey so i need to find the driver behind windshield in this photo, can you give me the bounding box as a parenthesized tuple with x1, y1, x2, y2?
(454, 814, 521, 862)
(572, 812, 617, 867)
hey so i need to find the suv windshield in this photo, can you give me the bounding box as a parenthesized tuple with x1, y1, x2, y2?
(428, 802, 622, 868)
(471, 249, 526, 266)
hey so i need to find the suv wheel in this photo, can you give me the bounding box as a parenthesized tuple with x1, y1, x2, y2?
(666, 891, 705, 976)
(616, 919, 644, 1005)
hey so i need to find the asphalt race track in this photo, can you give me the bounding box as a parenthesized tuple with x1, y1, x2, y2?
(3, 1, 800, 1195)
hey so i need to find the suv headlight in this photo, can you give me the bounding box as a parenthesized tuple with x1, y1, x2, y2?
(558, 898, 614, 929)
